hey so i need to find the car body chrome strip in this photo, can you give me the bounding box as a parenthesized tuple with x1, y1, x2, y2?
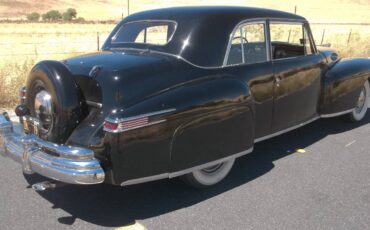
(169, 147, 253, 178)
(255, 108, 356, 143)
(121, 173, 169, 186)
(104, 108, 176, 133)
(106, 108, 176, 124)
(120, 147, 254, 186)
(104, 119, 167, 133)
(254, 116, 320, 143)
(85, 100, 103, 108)
(320, 109, 354, 118)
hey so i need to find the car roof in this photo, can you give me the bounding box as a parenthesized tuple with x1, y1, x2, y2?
(106, 6, 307, 67)
(128, 6, 305, 21)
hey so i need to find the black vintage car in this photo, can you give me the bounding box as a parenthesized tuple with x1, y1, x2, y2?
(1, 6, 370, 190)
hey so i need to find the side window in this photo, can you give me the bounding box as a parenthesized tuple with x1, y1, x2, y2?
(135, 25, 170, 45)
(270, 23, 313, 59)
(227, 22, 267, 65)
(112, 21, 176, 46)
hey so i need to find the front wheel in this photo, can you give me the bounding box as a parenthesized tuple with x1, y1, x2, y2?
(181, 159, 235, 188)
(347, 80, 370, 122)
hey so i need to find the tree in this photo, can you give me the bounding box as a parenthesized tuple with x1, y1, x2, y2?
(26, 12, 40, 22)
(42, 10, 62, 21)
(62, 8, 77, 21)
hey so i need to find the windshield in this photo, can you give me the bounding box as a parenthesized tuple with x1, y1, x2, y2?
(111, 21, 177, 46)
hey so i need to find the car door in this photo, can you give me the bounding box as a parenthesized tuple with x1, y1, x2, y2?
(224, 20, 275, 139)
(269, 21, 325, 132)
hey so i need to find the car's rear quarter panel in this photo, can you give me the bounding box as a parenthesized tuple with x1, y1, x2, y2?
(105, 64, 254, 185)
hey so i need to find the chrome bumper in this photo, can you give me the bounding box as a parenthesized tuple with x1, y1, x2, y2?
(0, 114, 105, 185)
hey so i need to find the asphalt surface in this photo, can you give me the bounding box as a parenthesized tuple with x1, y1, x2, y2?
(0, 114, 370, 230)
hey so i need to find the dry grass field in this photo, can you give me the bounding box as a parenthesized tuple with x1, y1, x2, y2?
(0, 23, 114, 107)
(0, 0, 369, 107)
(1, 0, 369, 23)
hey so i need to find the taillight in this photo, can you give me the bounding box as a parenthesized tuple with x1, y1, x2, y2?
(103, 109, 176, 133)
(103, 121, 119, 131)
(104, 116, 149, 133)
(19, 87, 26, 100)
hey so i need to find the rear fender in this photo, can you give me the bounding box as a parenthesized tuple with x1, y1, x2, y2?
(105, 76, 254, 184)
(168, 77, 253, 173)
(320, 58, 370, 115)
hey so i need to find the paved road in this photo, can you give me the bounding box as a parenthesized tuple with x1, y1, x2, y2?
(1, 115, 370, 230)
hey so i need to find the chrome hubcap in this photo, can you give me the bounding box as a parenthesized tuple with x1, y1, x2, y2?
(355, 87, 366, 113)
(201, 163, 224, 174)
(34, 90, 53, 131)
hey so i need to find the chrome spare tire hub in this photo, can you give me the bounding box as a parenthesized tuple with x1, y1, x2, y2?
(34, 90, 53, 131)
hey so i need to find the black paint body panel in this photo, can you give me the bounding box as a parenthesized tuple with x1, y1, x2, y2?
(52, 7, 370, 185)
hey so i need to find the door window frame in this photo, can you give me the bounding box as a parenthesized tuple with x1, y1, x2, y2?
(268, 19, 317, 61)
(223, 19, 270, 67)
(223, 18, 318, 67)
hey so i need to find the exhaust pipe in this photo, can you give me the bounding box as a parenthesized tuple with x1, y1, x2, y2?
(32, 181, 65, 192)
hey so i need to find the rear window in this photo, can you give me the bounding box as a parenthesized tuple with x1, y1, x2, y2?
(111, 21, 177, 46)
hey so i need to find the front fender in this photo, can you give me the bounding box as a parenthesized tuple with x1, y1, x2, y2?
(321, 58, 370, 115)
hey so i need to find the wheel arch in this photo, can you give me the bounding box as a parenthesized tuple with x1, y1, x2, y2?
(320, 58, 370, 115)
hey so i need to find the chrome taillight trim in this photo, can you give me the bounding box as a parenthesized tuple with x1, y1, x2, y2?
(19, 86, 26, 100)
(104, 108, 176, 133)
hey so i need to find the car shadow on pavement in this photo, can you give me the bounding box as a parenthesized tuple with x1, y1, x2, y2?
(24, 115, 370, 227)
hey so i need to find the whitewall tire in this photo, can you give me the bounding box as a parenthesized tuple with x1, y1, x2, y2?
(182, 159, 235, 188)
(347, 80, 370, 122)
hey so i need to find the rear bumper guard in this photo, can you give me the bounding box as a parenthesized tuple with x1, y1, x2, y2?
(0, 114, 105, 185)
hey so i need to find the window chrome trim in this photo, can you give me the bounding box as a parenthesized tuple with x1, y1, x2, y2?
(269, 20, 318, 60)
(110, 17, 310, 69)
(121, 147, 254, 186)
(111, 20, 178, 47)
(223, 19, 270, 67)
(223, 17, 307, 67)
(240, 27, 245, 63)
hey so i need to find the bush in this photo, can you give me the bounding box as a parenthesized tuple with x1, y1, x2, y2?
(26, 12, 40, 22)
(42, 10, 62, 21)
(74, 17, 85, 23)
(62, 8, 77, 21)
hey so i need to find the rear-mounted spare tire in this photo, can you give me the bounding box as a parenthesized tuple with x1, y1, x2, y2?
(25, 61, 82, 143)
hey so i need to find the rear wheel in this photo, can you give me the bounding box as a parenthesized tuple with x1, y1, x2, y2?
(182, 159, 235, 188)
(347, 81, 370, 122)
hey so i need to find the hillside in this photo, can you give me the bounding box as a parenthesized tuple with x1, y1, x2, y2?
(0, 0, 369, 23)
